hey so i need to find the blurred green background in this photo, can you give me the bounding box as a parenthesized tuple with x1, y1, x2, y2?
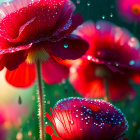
(0, 0, 140, 140)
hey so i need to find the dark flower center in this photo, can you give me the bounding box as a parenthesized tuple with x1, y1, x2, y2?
(132, 4, 140, 15)
(96, 49, 120, 62)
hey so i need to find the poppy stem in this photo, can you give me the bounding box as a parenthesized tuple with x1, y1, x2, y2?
(36, 60, 45, 140)
(104, 79, 110, 102)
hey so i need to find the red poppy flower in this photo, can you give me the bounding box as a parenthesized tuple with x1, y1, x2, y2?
(45, 97, 128, 140)
(117, 0, 140, 23)
(70, 21, 140, 100)
(0, 0, 88, 88)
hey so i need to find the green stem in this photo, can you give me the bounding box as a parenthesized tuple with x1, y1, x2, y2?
(36, 60, 45, 140)
(104, 79, 110, 102)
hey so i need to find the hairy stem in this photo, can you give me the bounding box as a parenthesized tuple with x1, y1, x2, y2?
(36, 60, 45, 140)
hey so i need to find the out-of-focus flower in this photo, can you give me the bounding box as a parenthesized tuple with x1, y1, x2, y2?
(69, 21, 140, 100)
(0, 111, 7, 140)
(117, 0, 140, 23)
(0, 0, 88, 88)
(0, 104, 28, 129)
(45, 97, 128, 140)
(0, 104, 28, 140)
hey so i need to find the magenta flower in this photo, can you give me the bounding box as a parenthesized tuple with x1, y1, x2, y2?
(0, 0, 88, 88)
(117, 0, 140, 23)
(45, 97, 128, 140)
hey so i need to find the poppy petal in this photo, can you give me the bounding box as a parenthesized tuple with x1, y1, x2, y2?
(109, 79, 136, 101)
(0, 0, 75, 43)
(61, 13, 84, 35)
(131, 72, 140, 84)
(42, 57, 69, 84)
(72, 21, 97, 46)
(69, 60, 105, 98)
(0, 36, 32, 54)
(5, 62, 36, 88)
(0, 51, 27, 70)
(52, 34, 89, 59)
(45, 126, 64, 140)
(45, 125, 54, 136)
(52, 0, 75, 35)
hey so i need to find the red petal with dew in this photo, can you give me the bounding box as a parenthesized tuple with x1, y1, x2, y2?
(51, 0, 75, 34)
(62, 14, 84, 35)
(0, 0, 75, 43)
(42, 57, 69, 84)
(5, 62, 36, 88)
(52, 35, 89, 59)
(0, 36, 31, 58)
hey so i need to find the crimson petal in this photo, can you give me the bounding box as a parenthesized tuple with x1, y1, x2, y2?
(0, 0, 75, 43)
(63, 14, 84, 35)
(52, 35, 89, 59)
(69, 60, 105, 98)
(109, 78, 136, 101)
(42, 57, 69, 84)
(57, 13, 84, 36)
(5, 62, 36, 88)
(0, 51, 27, 70)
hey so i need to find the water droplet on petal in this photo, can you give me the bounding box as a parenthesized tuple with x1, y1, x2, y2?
(70, 120, 74, 125)
(64, 43, 68, 48)
(129, 60, 135, 65)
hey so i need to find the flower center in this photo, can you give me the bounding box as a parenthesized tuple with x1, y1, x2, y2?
(95, 67, 110, 78)
(26, 48, 49, 64)
(132, 4, 140, 15)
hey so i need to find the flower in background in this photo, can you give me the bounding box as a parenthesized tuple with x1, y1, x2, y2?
(45, 97, 128, 140)
(0, 0, 88, 88)
(69, 21, 140, 100)
(0, 104, 28, 140)
(117, 0, 140, 23)
(0, 104, 28, 129)
(0, 109, 7, 140)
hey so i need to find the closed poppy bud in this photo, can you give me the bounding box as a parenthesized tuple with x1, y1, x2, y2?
(45, 97, 128, 140)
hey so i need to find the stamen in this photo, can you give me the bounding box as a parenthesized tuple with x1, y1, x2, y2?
(26, 48, 49, 63)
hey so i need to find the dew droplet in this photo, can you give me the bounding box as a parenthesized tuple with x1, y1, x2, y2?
(110, 13, 113, 18)
(70, 120, 74, 125)
(129, 60, 135, 65)
(102, 15, 105, 19)
(18, 96, 22, 105)
(87, 2, 91, 6)
(76, 114, 78, 117)
(64, 43, 68, 48)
